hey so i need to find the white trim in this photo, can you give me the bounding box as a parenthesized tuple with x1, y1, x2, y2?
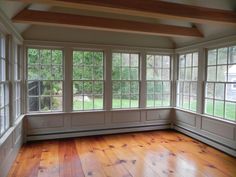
(24, 40, 174, 54)
(0, 8, 23, 44)
(175, 35, 236, 53)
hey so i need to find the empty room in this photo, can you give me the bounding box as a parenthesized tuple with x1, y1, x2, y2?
(0, 0, 236, 177)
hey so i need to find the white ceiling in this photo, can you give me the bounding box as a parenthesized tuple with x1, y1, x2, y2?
(1, 0, 236, 48)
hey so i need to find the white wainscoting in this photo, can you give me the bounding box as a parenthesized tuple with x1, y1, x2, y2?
(0, 118, 24, 177)
(26, 109, 172, 141)
(174, 109, 236, 157)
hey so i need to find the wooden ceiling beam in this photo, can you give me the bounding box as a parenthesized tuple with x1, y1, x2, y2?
(12, 9, 203, 38)
(11, 0, 236, 25)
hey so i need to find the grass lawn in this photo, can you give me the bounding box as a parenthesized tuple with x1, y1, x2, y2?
(73, 98, 236, 122)
(73, 99, 170, 110)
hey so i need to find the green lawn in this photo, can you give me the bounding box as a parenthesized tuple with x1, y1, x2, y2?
(73, 98, 236, 122)
(73, 99, 170, 110)
(205, 100, 236, 121)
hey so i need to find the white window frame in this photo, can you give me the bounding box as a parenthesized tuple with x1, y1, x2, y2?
(72, 50, 104, 111)
(111, 52, 140, 109)
(26, 47, 64, 113)
(205, 46, 236, 122)
(0, 32, 9, 137)
(176, 52, 198, 112)
(146, 54, 171, 108)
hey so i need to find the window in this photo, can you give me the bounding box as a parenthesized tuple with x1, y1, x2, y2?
(112, 53, 139, 109)
(73, 50, 104, 111)
(177, 52, 198, 111)
(205, 46, 236, 121)
(14, 44, 22, 119)
(146, 54, 171, 107)
(27, 48, 63, 112)
(0, 33, 9, 137)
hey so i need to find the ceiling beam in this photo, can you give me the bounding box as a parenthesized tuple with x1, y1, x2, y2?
(11, 0, 236, 25)
(12, 9, 203, 38)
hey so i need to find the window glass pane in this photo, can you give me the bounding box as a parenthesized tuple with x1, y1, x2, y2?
(28, 48, 39, 64)
(154, 55, 162, 68)
(40, 49, 51, 64)
(206, 83, 214, 98)
(229, 46, 236, 64)
(52, 50, 62, 64)
(192, 53, 198, 66)
(216, 65, 227, 82)
(183, 96, 189, 109)
(186, 53, 192, 67)
(28, 81, 39, 96)
(163, 56, 170, 68)
(226, 84, 236, 101)
(28, 65, 40, 80)
(205, 99, 213, 115)
(40, 97, 51, 111)
(217, 48, 227, 65)
(52, 81, 63, 96)
(52, 97, 62, 111)
(163, 95, 170, 106)
(228, 64, 236, 82)
(208, 49, 217, 65)
(73, 51, 104, 111)
(147, 94, 154, 107)
(113, 53, 139, 109)
(190, 96, 197, 111)
(27, 48, 63, 112)
(131, 54, 139, 67)
(225, 102, 236, 121)
(94, 95, 103, 109)
(207, 66, 216, 81)
(215, 83, 224, 100)
(214, 100, 224, 117)
(28, 97, 39, 112)
(179, 55, 185, 67)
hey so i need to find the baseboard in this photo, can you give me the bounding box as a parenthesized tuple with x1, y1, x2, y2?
(174, 125, 236, 157)
(27, 124, 171, 141)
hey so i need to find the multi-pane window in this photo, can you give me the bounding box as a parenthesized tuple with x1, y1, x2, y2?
(0, 33, 9, 137)
(73, 50, 104, 111)
(205, 46, 236, 121)
(112, 53, 139, 109)
(177, 52, 198, 111)
(14, 44, 21, 119)
(146, 54, 171, 107)
(27, 48, 63, 112)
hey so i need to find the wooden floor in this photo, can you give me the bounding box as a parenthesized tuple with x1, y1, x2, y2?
(8, 130, 236, 177)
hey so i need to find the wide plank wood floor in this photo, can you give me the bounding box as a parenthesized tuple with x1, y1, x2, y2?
(8, 130, 236, 177)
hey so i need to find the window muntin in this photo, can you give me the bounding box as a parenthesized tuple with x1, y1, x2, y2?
(205, 46, 236, 122)
(112, 53, 139, 109)
(146, 54, 171, 107)
(27, 48, 63, 112)
(0, 34, 9, 137)
(177, 52, 198, 112)
(73, 50, 104, 111)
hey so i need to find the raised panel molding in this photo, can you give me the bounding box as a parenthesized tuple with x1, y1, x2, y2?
(201, 117, 235, 140)
(146, 109, 171, 121)
(27, 115, 64, 130)
(175, 110, 196, 127)
(71, 112, 105, 127)
(111, 110, 141, 123)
